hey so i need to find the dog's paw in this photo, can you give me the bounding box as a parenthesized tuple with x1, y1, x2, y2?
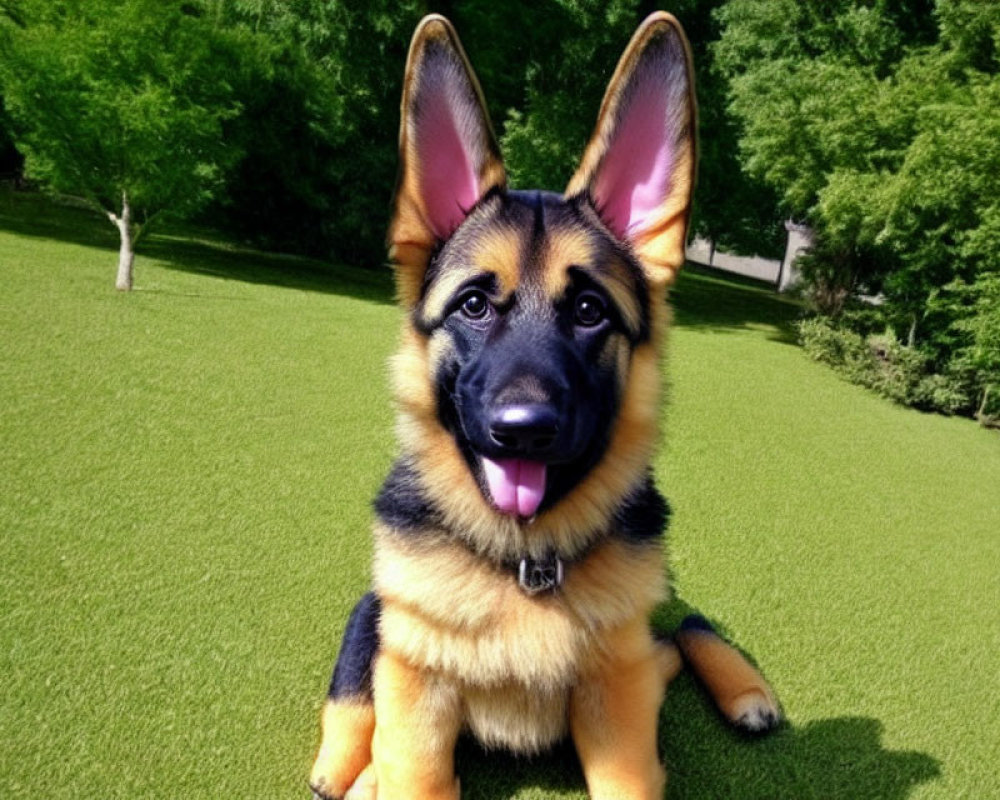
(309, 773, 344, 800)
(311, 762, 376, 800)
(308, 749, 348, 799)
(729, 688, 781, 735)
(311, 782, 340, 800)
(310, 700, 376, 799)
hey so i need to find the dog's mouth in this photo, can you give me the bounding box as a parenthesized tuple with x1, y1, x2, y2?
(480, 456, 547, 519)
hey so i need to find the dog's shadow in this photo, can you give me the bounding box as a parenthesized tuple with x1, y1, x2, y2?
(456, 600, 940, 800)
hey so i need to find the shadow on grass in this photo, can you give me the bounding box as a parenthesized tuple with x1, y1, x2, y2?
(662, 706, 940, 800)
(455, 597, 939, 800)
(670, 263, 803, 344)
(457, 712, 939, 800)
(141, 233, 395, 304)
(0, 190, 395, 304)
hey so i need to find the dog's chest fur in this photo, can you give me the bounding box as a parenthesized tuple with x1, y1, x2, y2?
(373, 527, 667, 752)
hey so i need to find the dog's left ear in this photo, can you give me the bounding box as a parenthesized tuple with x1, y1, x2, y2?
(389, 15, 506, 307)
(566, 13, 696, 287)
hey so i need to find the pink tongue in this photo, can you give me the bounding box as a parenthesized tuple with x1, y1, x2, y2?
(481, 457, 547, 518)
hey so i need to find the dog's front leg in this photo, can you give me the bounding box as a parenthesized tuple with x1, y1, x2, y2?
(570, 619, 671, 800)
(372, 649, 462, 800)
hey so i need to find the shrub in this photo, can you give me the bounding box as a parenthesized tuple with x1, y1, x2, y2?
(797, 316, 974, 416)
(914, 374, 974, 415)
(798, 317, 867, 368)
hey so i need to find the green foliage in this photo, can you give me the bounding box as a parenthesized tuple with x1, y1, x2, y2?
(203, 0, 425, 263)
(0, 95, 21, 178)
(491, 0, 642, 190)
(682, 0, 784, 257)
(0, 0, 240, 224)
(717, 0, 1000, 422)
(0, 0, 792, 264)
(798, 314, 977, 415)
(936, 0, 1000, 72)
(798, 315, 869, 368)
(932, 273, 1000, 420)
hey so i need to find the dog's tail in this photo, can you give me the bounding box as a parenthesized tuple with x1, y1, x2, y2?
(663, 615, 781, 734)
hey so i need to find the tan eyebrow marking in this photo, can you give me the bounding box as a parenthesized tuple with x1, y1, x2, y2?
(420, 226, 524, 324)
(541, 228, 642, 336)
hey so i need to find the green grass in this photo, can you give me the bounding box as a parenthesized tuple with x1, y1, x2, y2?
(2, 193, 998, 799)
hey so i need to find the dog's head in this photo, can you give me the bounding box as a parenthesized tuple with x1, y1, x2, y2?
(387, 14, 695, 551)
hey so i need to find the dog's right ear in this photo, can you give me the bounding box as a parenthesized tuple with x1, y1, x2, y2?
(389, 15, 506, 307)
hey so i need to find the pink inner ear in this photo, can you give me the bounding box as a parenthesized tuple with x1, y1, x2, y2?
(416, 85, 480, 240)
(592, 73, 673, 240)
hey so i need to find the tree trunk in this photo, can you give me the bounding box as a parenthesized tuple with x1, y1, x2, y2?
(109, 192, 135, 291)
(977, 384, 993, 423)
(907, 313, 918, 348)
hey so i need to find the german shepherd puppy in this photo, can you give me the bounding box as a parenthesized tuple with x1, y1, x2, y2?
(310, 12, 779, 799)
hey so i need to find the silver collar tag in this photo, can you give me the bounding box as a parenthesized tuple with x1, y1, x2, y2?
(518, 553, 564, 595)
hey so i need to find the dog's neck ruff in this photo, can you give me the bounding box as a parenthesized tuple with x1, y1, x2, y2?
(373, 458, 668, 592)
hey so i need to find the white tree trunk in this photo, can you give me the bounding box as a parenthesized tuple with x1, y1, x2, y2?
(977, 384, 993, 423)
(110, 192, 135, 291)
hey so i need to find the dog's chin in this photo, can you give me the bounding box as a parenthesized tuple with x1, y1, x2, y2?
(479, 455, 548, 520)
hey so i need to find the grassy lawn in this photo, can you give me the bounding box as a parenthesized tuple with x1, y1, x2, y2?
(2, 193, 998, 799)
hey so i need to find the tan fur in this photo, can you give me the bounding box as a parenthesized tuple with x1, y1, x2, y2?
(310, 700, 376, 799)
(419, 224, 523, 324)
(343, 764, 377, 800)
(463, 682, 570, 754)
(540, 227, 593, 299)
(539, 231, 644, 339)
(374, 533, 666, 668)
(570, 620, 669, 800)
(371, 650, 463, 799)
(367, 533, 667, 755)
(675, 627, 780, 730)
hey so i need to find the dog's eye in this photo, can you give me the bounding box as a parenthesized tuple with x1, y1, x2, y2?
(574, 291, 606, 327)
(460, 290, 490, 320)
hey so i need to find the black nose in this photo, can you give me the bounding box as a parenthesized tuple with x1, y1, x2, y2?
(488, 404, 560, 456)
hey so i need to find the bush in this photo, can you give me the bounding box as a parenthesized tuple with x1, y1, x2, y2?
(798, 316, 867, 368)
(798, 316, 974, 416)
(865, 332, 929, 406)
(914, 373, 974, 415)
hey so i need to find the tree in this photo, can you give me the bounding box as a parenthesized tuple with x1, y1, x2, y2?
(188, 0, 428, 265)
(713, 1, 995, 302)
(677, 0, 784, 257)
(713, 0, 943, 309)
(945, 274, 1000, 421)
(716, 0, 1000, 419)
(0, 95, 22, 180)
(0, 1, 240, 289)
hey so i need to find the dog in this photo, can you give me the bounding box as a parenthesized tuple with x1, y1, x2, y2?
(310, 12, 780, 799)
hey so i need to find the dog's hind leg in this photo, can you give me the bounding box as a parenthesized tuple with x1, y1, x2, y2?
(310, 593, 380, 800)
(674, 615, 781, 734)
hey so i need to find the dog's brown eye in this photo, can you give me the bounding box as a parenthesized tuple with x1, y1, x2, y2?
(461, 291, 490, 320)
(574, 291, 606, 327)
